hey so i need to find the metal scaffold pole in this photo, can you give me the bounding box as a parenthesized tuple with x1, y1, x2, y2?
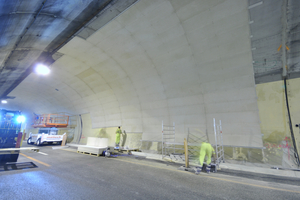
(214, 118, 225, 171)
(162, 121, 175, 159)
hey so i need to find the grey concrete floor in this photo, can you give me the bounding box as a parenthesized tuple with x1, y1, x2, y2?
(1, 144, 300, 200)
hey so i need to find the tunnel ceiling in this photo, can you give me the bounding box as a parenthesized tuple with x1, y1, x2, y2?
(0, 0, 137, 100)
(3, 0, 300, 147)
(4, 0, 266, 147)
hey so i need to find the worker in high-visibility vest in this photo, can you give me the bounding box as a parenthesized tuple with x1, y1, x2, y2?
(115, 126, 122, 147)
(195, 141, 215, 174)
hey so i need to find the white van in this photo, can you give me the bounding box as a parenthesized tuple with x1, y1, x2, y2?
(27, 128, 65, 146)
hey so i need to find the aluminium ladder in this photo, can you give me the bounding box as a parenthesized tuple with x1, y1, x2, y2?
(162, 121, 175, 159)
(213, 118, 225, 171)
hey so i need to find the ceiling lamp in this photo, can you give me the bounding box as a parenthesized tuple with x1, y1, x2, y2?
(1, 100, 7, 104)
(35, 64, 50, 75)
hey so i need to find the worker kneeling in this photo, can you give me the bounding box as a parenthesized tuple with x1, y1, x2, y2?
(195, 141, 215, 175)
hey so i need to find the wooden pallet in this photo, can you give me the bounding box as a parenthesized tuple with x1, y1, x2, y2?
(77, 151, 100, 157)
(119, 148, 139, 153)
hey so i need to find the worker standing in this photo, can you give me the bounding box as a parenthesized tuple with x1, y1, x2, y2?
(115, 126, 122, 148)
(195, 141, 215, 174)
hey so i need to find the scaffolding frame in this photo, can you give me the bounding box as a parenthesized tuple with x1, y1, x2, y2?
(162, 121, 175, 159)
(213, 118, 225, 171)
(187, 128, 207, 162)
(32, 113, 69, 128)
(161, 119, 225, 171)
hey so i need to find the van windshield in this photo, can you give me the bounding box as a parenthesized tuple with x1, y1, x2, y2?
(38, 130, 49, 134)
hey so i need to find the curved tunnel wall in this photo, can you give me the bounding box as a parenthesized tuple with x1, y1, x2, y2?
(7, 0, 263, 147)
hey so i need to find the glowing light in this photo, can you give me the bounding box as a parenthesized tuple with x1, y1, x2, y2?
(17, 116, 26, 123)
(1, 100, 7, 104)
(35, 64, 50, 75)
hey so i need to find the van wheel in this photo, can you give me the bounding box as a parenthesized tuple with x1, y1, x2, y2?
(27, 137, 34, 145)
(36, 139, 42, 146)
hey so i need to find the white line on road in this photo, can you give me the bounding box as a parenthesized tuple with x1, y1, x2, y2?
(38, 152, 48, 155)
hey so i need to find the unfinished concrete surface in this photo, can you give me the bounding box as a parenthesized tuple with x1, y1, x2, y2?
(1, 1, 300, 198)
(1, 0, 300, 166)
(6, 0, 262, 148)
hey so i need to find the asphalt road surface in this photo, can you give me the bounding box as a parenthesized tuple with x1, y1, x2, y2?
(1, 144, 299, 200)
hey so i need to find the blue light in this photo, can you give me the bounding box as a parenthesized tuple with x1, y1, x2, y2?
(16, 116, 26, 123)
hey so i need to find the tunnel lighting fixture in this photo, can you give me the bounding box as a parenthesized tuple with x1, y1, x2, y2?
(1, 100, 7, 104)
(35, 64, 50, 75)
(16, 115, 26, 123)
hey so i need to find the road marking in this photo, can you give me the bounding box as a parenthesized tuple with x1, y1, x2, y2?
(38, 152, 48, 155)
(58, 150, 300, 194)
(61, 149, 77, 152)
(113, 159, 300, 194)
(19, 153, 51, 167)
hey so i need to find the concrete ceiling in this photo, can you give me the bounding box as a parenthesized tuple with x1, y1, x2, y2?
(249, 0, 300, 83)
(2, 0, 298, 147)
(0, 0, 137, 99)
